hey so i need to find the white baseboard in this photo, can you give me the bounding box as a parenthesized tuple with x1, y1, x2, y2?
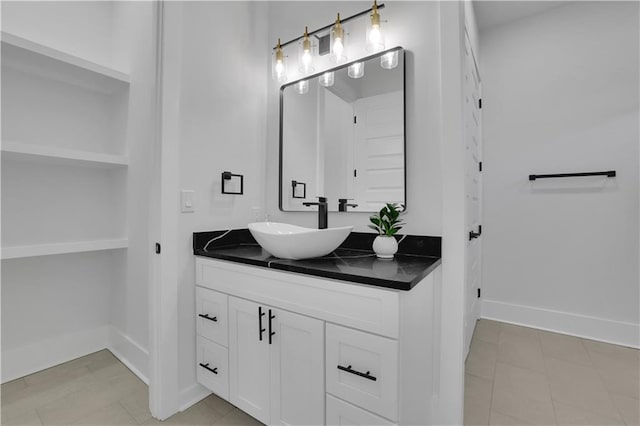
(1, 325, 111, 383)
(178, 383, 211, 412)
(482, 299, 640, 348)
(108, 326, 149, 385)
(1, 325, 151, 385)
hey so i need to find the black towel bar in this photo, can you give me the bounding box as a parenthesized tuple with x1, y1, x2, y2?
(529, 171, 616, 181)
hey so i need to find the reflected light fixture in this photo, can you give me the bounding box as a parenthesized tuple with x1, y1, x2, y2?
(294, 80, 309, 94)
(366, 0, 385, 52)
(272, 38, 287, 83)
(348, 62, 364, 79)
(330, 13, 347, 63)
(380, 50, 399, 69)
(298, 27, 315, 74)
(319, 71, 335, 87)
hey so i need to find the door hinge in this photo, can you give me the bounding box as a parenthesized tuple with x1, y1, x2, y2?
(478, 225, 482, 235)
(477, 288, 481, 298)
(155, 243, 161, 254)
(479, 98, 482, 109)
(353, 169, 357, 177)
(353, 115, 357, 124)
(479, 161, 482, 172)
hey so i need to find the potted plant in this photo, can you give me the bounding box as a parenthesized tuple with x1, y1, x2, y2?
(369, 203, 404, 259)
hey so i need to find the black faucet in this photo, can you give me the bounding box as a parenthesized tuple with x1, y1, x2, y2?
(302, 196, 328, 229)
(338, 198, 358, 212)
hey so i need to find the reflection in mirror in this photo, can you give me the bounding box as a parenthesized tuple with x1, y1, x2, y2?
(280, 47, 405, 213)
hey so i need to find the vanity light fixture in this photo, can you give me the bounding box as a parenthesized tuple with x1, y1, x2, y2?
(366, 0, 385, 52)
(330, 13, 348, 64)
(272, 3, 386, 80)
(272, 38, 287, 83)
(348, 61, 364, 79)
(298, 27, 315, 74)
(319, 71, 335, 87)
(380, 50, 399, 69)
(294, 80, 309, 94)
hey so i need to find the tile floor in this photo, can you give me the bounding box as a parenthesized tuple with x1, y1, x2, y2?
(1, 350, 261, 425)
(2, 321, 638, 425)
(465, 320, 640, 425)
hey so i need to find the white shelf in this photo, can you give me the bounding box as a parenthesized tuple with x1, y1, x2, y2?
(1, 141, 129, 168)
(1, 31, 130, 92)
(1, 239, 129, 260)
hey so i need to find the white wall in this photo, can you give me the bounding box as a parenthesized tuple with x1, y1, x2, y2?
(172, 1, 268, 406)
(1, 1, 115, 70)
(480, 1, 640, 347)
(266, 1, 443, 235)
(109, 1, 157, 380)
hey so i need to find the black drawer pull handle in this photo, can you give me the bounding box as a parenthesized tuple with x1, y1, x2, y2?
(199, 363, 218, 375)
(258, 306, 266, 341)
(268, 309, 276, 345)
(198, 313, 218, 322)
(337, 364, 377, 381)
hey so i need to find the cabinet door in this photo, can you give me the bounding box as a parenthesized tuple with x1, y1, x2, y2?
(228, 297, 270, 424)
(270, 307, 324, 426)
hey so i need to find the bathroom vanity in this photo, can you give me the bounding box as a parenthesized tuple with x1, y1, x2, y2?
(193, 230, 441, 426)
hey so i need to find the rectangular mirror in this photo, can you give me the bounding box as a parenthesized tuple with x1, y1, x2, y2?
(279, 47, 405, 213)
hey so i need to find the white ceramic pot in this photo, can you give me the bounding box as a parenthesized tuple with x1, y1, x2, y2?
(373, 235, 398, 259)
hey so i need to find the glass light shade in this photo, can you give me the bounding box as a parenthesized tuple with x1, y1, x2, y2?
(348, 62, 364, 79)
(366, 4, 385, 52)
(319, 71, 335, 87)
(330, 14, 348, 64)
(380, 50, 399, 69)
(298, 28, 315, 74)
(272, 40, 287, 83)
(294, 80, 309, 94)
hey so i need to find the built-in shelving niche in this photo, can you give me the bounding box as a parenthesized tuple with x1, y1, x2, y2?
(1, 31, 130, 260)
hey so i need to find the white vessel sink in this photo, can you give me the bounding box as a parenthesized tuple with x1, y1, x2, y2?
(248, 222, 353, 260)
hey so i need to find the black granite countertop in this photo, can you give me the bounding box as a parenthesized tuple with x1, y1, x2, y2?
(193, 229, 441, 291)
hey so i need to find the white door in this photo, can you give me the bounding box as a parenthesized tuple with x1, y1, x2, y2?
(463, 27, 483, 356)
(353, 91, 404, 211)
(228, 297, 271, 424)
(269, 308, 325, 426)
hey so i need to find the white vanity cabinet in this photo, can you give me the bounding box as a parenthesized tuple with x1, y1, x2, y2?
(195, 256, 441, 426)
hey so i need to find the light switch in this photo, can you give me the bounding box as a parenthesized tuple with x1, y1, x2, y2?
(181, 190, 195, 213)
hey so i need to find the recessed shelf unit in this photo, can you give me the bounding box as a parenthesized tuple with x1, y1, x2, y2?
(1, 31, 130, 92)
(1, 141, 129, 168)
(1, 239, 129, 260)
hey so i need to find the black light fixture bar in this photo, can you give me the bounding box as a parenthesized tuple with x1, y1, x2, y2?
(528, 170, 616, 181)
(273, 3, 386, 50)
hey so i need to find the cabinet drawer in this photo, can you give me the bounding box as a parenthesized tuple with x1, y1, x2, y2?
(326, 324, 398, 421)
(196, 336, 229, 400)
(196, 286, 228, 346)
(326, 394, 396, 426)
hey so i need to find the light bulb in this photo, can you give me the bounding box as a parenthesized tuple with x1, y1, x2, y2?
(319, 72, 334, 87)
(272, 38, 287, 83)
(330, 13, 347, 63)
(333, 38, 344, 56)
(370, 26, 381, 44)
(348, 62, 364, 79)
(366, 0, 385, 52)
(275, 61, 284, 75)
(298, 27, 315, 74)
